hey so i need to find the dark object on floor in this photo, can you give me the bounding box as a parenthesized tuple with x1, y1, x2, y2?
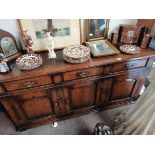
(94, 123, 113, 135)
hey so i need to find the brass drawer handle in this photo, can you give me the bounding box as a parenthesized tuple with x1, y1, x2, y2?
(24, 81, 38, 88)
(126, 63, 134, 68)
(77, 71, 89, 78)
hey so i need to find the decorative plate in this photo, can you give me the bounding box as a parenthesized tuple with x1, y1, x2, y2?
(16, 53, 42, 70)
(120, 44, 141, 54)
(63, 45, 90, 64)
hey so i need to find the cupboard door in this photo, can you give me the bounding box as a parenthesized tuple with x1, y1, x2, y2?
(67, 80, 97, 110)
(2, 90, 54, 123)
(110, 71, 140, 101)
(95, 78, 112, 107)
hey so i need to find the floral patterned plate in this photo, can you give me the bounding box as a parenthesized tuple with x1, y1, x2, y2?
(16, 53, 42, 70)
(120, 44, 141, 54)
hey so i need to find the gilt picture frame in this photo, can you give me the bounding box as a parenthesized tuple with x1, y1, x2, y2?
(18, 19, 82, 52)
(86, 39, 120, 57)
(85, 19, 110, 42)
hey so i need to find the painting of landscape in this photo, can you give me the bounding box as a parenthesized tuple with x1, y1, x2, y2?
(32, 19, 71, 38)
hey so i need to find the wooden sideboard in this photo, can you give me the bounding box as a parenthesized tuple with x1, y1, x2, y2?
(0, 48, 155, 130)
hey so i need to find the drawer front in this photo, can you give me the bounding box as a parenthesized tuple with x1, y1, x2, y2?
(111, 59, 148, 73)
(4, 76, 52, 91)
(63, 66, 104, 81)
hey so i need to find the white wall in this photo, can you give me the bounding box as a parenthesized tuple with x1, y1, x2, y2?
(108, 19, 137, 38)
(0, 19, 137, 49)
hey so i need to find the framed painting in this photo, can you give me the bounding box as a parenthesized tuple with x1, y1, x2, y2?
(18, 19, 82, 52)
(85, 19, 110, 42)
(86, 39, 120, 57)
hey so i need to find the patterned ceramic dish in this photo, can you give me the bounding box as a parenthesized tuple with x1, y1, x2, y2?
(63, 45, 90, 64)
(16, 53, 42, 70)
(120, 44, 141, 54)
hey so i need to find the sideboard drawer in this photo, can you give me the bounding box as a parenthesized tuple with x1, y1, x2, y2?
(111, 59, 148, 73)
(63, 66, 104, 81)
(3, 76, 52, 91)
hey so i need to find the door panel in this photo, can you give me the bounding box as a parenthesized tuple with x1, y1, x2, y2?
(68, 80, 96, 110)
(12, 90, 53, 120)
(110, 71, 140, 101)
(21, 97, 52, 119)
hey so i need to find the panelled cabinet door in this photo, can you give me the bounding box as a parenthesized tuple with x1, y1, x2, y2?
(110, 71, 140, 101)
(95, 78, 112, 107)
(1, 89, 54, 125)
(50, 87, 71, 117)
(67, 80, 97, 110)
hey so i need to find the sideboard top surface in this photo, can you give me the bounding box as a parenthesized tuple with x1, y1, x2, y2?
(0, 48, 155, 82)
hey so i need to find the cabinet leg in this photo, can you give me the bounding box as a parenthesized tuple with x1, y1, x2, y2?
(51, 122, 58, 128)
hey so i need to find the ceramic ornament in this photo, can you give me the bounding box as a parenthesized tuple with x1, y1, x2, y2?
(47, 32, 56, 59)
(0, 53, 10, 73)
(22, 30, 34, 53)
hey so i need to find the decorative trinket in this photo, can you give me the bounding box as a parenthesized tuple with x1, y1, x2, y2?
(22, 30, 34, 53)
(120, 44, 141, 54)
(16, 53, 42, 70)
(63, 45, 90, 64)
(0, 53, 10, 74)
(46, 32, 56, 59)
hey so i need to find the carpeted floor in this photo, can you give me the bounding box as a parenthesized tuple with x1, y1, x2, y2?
(0, 105, 132, 135)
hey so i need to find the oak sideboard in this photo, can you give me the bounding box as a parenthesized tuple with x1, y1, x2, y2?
(0, 48, 155, 130)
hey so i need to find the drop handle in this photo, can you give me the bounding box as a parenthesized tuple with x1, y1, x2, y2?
(54, 102, 58, 107)
(24, 81, 38, 88)
(126, 63, 134, 68)
(77, 71, 89, 78)
(66, 99, 70, 104)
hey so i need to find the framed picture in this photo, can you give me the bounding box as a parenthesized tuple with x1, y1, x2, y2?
(86, 39, 120, 57)
(18, 19, 82, 52)
(117, 24, 146, 45)
(85, 19, 110, 42)
(0, 29, 21, 62)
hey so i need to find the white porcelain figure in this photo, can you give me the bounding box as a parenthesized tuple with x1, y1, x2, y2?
(47, 32, 56, 59)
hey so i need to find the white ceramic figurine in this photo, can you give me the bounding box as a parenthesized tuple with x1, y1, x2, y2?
(47, 32, 56, 59)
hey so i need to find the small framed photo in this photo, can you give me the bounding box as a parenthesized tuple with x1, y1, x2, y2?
(86, 39, 120, 57)
(18, 19, 82, 52)
(85, 19, 110, 42)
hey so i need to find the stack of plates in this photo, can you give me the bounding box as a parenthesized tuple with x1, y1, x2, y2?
(63, 45, 90, 64)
